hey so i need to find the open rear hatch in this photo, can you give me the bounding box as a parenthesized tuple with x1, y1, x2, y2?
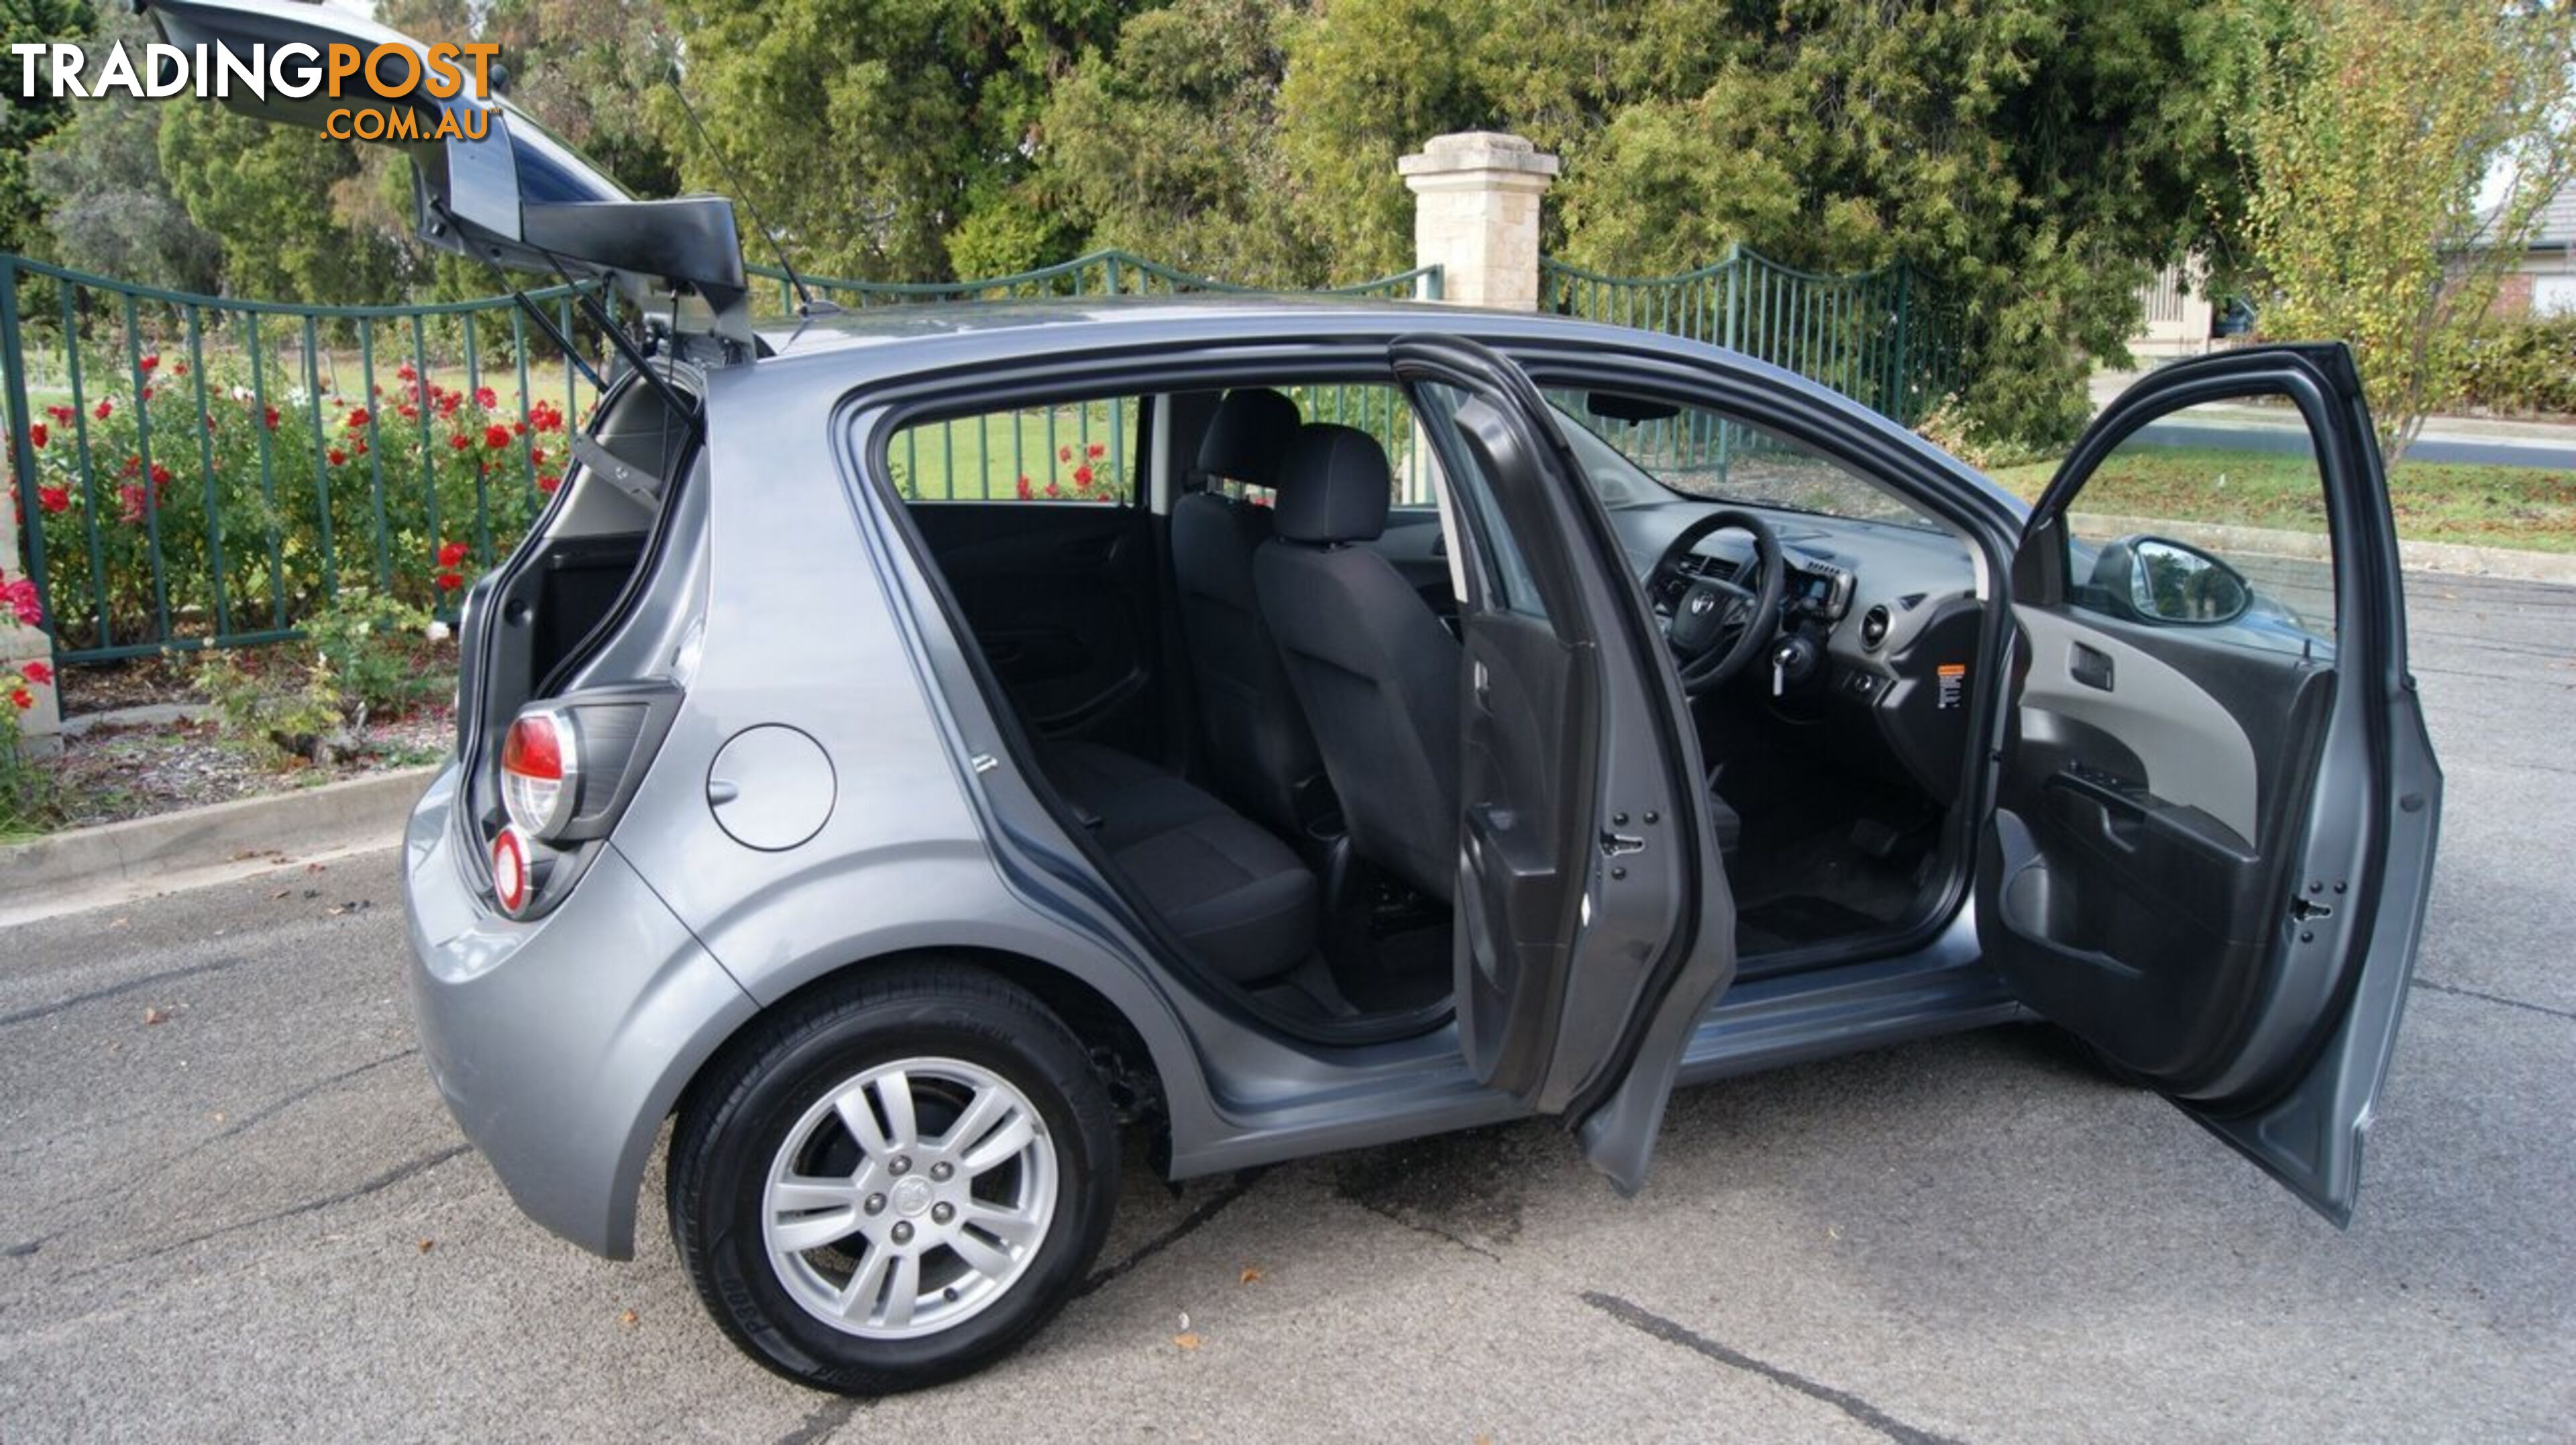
(141, 0, 754, 358)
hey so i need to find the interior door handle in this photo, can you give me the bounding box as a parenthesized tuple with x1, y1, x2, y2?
(2070, 641, 2114, 692)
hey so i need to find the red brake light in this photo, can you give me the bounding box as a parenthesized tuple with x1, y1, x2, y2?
(501, 710, 577, 838)
(491, 825, 533, 914)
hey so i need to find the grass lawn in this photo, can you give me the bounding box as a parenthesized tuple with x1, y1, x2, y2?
(1988, 446, 2576, 553)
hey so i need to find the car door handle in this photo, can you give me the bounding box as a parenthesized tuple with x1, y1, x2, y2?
(2070, 641, 2114, 692)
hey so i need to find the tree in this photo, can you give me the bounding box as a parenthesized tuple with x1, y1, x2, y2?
(157, 105, 407, 304)
(0, 0, 96, 260)
(21, 1, 221, 290)
(1263, 0, 2239, 453)
(2224, 0, 2576, 464)
(1033, 0, 1328, 284)
(655, 0, 1145, 282)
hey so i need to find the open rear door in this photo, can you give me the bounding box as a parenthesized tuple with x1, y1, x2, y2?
(1983, 343, 2442, 1223)
(1394, 337, 1736, 1193)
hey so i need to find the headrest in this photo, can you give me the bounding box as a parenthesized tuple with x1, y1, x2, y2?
(1273, 424, 1393, 544)
(1196, 388, 1302, 488)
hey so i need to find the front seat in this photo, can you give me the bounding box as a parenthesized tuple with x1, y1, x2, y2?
(1254, 424, 1461, 903)
(1170, 388, 1326, 835)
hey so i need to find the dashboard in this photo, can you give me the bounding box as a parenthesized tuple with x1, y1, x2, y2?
(1608, 498, 1988, 803)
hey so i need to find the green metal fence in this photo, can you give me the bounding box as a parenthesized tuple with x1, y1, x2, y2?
(2, 250, 1440, 666)
(1540, 248, 1962, 426)
(0, 253, 619, 664)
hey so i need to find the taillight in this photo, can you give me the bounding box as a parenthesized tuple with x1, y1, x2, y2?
(490, 825, 537, 915)
(501, 709, 577, 839)
(480, 687, 675, 917)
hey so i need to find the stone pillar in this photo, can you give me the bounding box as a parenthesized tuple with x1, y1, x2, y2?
(0, 474, 62, 757)
(1399, 131, 1559, 310)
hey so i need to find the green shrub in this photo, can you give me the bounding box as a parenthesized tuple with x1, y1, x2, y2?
(2454, 315, 2576, 417)
(195, 588, 441, 764)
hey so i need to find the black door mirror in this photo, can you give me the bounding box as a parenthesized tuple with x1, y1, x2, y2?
(2098, 535, 2252, 625)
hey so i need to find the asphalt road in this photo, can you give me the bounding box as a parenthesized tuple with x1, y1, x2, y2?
(5, 569, 2572, 1442)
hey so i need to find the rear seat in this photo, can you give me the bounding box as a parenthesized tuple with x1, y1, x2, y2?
(1042, 741, 1318, 984)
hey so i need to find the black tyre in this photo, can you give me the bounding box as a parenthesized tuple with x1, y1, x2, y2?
(669, 962, 1119, 1393)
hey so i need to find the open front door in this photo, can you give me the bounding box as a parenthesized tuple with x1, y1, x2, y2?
(1983, 343, 2442, 1224)
(1394, 337, 1737, 1193)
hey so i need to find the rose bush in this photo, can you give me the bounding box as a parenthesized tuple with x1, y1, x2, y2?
(16, 345, 572, 655)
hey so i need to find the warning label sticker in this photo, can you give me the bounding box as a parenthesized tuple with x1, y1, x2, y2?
(1936, 662, 1967, 710)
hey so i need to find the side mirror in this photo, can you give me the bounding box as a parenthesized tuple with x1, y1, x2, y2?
(2102, 535, 2252, 625)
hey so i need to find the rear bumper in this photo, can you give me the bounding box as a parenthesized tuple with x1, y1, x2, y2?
(401, 764, 757, 1257)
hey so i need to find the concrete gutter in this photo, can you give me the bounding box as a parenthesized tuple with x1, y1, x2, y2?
(0, 765, 436, 928)
(2067, 511, 2576, 585)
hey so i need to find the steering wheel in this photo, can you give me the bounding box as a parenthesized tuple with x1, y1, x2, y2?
(1648, 509, 1787, 696)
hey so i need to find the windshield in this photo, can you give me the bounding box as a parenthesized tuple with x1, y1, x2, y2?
(1546, 392, 1942, 531)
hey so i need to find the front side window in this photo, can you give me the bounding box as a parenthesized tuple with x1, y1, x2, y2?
(2057, 396, 2337, 655)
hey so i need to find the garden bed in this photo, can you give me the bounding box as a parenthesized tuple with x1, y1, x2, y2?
(31, 708, 449, 833)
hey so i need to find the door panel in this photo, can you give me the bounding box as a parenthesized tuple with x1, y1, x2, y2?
(1395, 337, 1735, 1193)
(1985, 344, 2440, 1222)
(908, 503, 1163, 755)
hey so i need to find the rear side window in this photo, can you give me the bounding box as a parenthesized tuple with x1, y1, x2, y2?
(887, 398, 1142, 504)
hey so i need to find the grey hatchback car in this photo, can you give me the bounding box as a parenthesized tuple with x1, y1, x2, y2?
(156, 0, 2443, 1397)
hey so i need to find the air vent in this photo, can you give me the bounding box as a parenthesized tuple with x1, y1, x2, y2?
(1860, 604, 1892, 649)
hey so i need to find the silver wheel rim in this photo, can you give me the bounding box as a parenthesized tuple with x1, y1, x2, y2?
(761, 1056, 1059, 1340)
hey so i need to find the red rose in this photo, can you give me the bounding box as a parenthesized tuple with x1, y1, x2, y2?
(511, 420, 527, 436)
(474, 386, 498, 409)
(530, 447, 547, 466)
(28, 423, 46, 449)
(1044, 480, 1063, 498)
(9, 689, 29, 711)
(1073, 464, 1093, 486)
(171, 360, 186, 376)
(535, 472, 561, 494)
(37, 486, 68, 514)
(1016, 475, 1033, 500)
(396, 363, 417, 382)
(449, 433, 471, 451)
(139, 354, 159, 373)
(397, 404, 419, 421)
(150, 463, 172, 487)
(2, 577, 40, 627)
(484, 424, 510, 449)
(346, 407, 371, 428)
(93, 399, 112, 420)
(327, 447, 347, 466)
(1087, 442, 1105, 459)
(46, 405, 72, 425)
(23, 661, 50, 685)
(264, 406, 281, 431)
(437, 540, 470, 567)
(118, 484, 148, 523)
(434, 571, 463, 590)
(120, 455, 140, 478)
(1057, 445, 1073, 462)
(140, 386, 154, 402)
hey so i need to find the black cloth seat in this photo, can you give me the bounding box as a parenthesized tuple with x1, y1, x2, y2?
(1170, 388, 1326, 835)
(1252, 425, 1462, 904)
(1044, 741, 1317, 984)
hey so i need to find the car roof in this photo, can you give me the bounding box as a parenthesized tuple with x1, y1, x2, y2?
(753, 291, 1503, 361)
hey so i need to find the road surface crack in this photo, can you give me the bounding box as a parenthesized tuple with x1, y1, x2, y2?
(1579, 1291, 1968, 1445)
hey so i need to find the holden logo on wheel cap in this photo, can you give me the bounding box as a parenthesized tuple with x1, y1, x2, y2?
(891, 1176, 935, 1217)
(1688, 592, 1717, 615)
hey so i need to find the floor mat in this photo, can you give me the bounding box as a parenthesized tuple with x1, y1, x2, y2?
(1334, 922, 1452, 1014)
